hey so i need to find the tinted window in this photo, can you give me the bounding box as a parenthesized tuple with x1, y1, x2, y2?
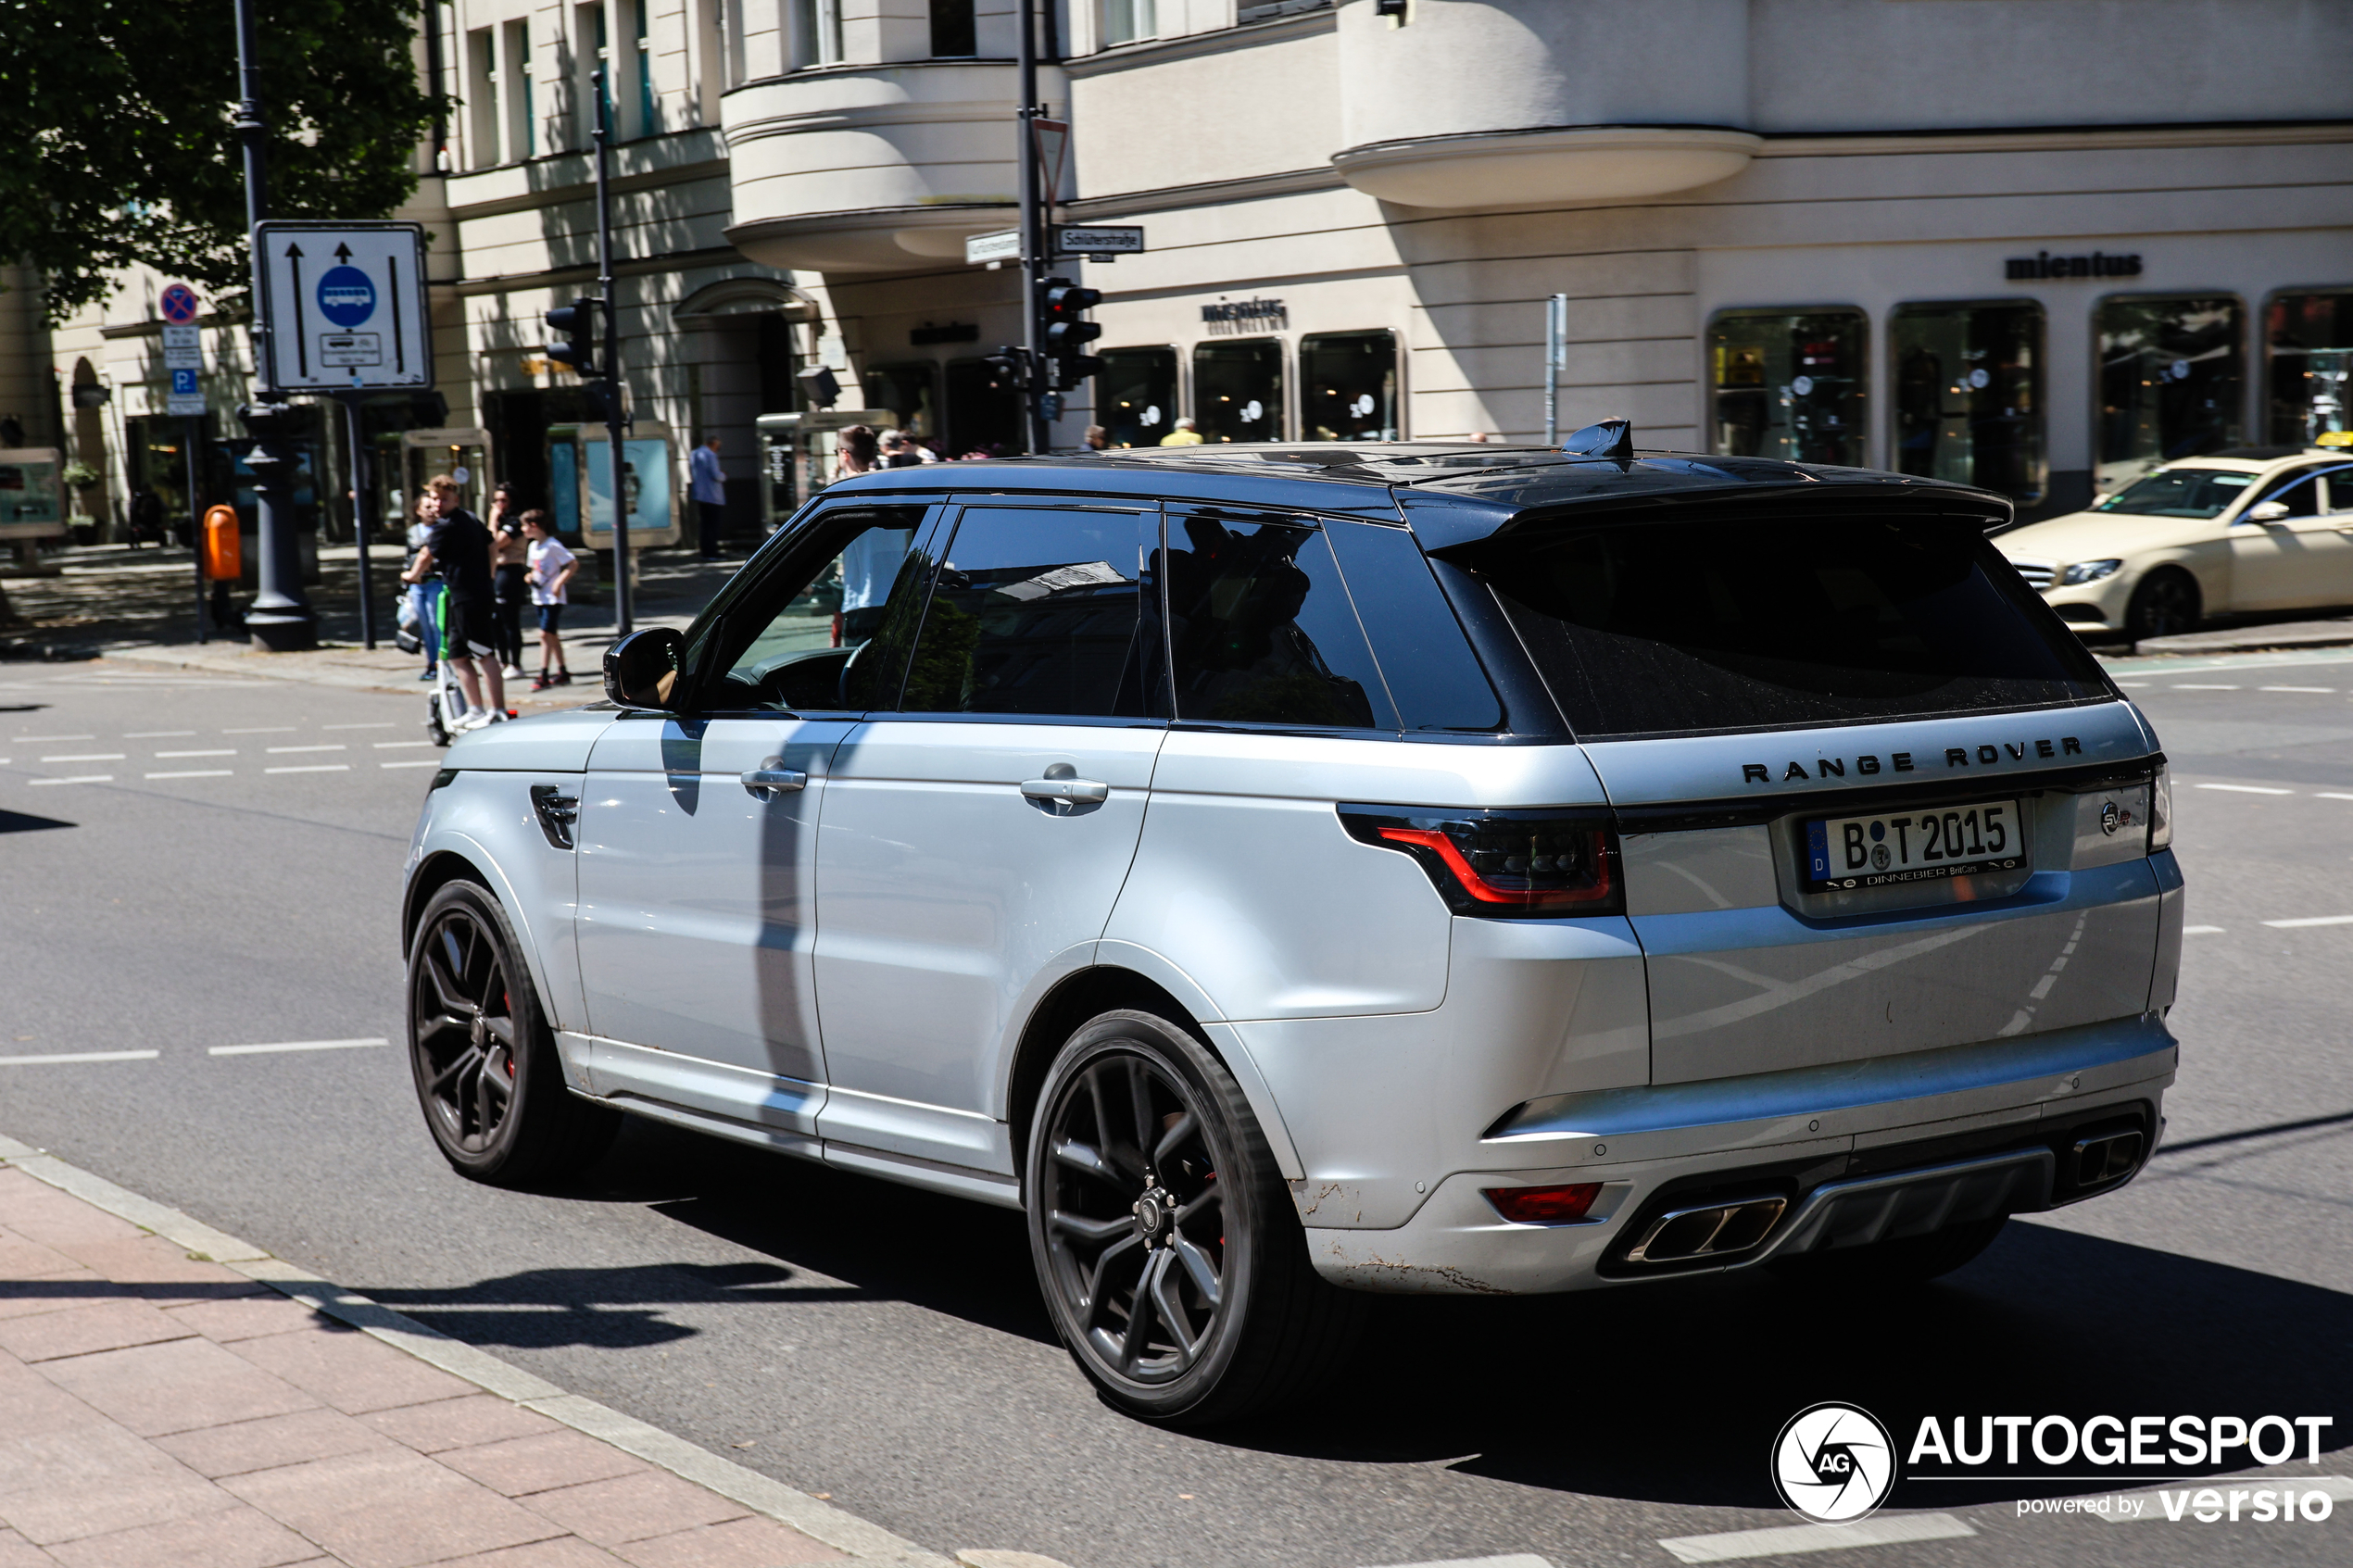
(2095, 466, 2257, 519)
(1164, 510, 1393, 729)
(900, 507, 1149, 717)
(1478, 517, 2110, 740)
(2256, 470, 2322, 518)
(1323, 520, 1503, 732)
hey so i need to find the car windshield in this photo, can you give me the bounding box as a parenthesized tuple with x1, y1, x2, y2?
(2094, 467, 2258, 519)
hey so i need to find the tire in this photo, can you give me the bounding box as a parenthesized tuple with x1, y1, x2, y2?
(426, 694, 450, 747)
(2125, 568, 2200, 641)
(406, 881, 619, 1185)
(1768, 1215, 2008, 1288)
(1025, 1010, 1362, 1425)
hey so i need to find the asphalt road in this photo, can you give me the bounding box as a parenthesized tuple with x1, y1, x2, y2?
(2, 652, 2349, 1568)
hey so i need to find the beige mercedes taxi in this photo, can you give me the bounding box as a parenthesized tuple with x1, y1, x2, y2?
(1999, 443, 2353, 640)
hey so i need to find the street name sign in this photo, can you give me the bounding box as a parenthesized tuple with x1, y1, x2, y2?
(965, 229, 1023, 266)
(254, 221, 432, 393)
(1055, 225, 1145, 257)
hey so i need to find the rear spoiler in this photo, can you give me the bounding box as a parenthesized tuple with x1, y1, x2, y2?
(1409, 479, 2013, 557)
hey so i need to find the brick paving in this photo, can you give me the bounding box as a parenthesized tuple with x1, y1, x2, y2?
(0, 1164, 846, 1568)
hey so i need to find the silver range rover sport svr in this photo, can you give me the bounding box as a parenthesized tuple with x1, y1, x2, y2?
(400, 426, 2183, 1424)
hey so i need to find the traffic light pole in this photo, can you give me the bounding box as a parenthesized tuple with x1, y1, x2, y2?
(592, 69, 632, 637)
(1015, 0, 1048, 455)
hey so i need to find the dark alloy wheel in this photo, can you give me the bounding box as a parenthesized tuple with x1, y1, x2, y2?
(2125, 568, 2200, 642)
(1026, 1010, 1360, 1424)
(407, 881, 617, 1185)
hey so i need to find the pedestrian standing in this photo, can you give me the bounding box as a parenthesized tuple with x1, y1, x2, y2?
(1083, 424, 1108, 450)
(691, 433, 728, 559)
(834, 424, 879, 483)
(521, 509, 577, 690)
(402, 475, 506, 729)
(489, 485, 530, 679)
(1159, 417, 1205, 446)
(879, 430, 924, 469)
(403, 494, 442, 681)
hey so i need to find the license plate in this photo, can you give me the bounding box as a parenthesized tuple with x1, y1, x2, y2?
(1804, 798, 2024, 890)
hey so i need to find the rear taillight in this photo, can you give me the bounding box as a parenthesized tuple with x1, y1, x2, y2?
(2148, 764, 2172, 852)
(1484, 1183, 1604, 1224)
(1340, 805, 1623, 917)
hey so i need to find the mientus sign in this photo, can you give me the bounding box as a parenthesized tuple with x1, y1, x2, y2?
(2007, 249, 2143, 281)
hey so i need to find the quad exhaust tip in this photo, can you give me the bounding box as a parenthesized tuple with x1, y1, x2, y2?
(2073, 1129, 2145, 1188)
(1622, 1194, 1788, 1265)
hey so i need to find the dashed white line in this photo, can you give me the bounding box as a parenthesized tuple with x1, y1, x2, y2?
(41, 752, 124, 762)
(13, 734, 94, 742)
(2261, 915, 2353, 929)
(1657, 1513, 1976, 1563)
(27, 775, 110, 786)
(0, 1049, 159, 1066)
(323, 722, 396, 731)
(374, 740, 434, 748)
(381, 759, 441, 769)
(2183, 924, 2226, 935)
(145, 770, 233, 780)
(2171, 684, 2242, 690)
(2260, 685, 2337, 693)
(155, 748, 235, 759)
(2113, 681, 2149, 687)
(2196, 784, 2294, 795)
(124, 730, 197, 737)
(264, 764, 350, 774)
(208, 1037, 389, 1057)
(222, 725, 297, 734)
(266, 744, 346, 754)
(2318, 793, 2353, 802)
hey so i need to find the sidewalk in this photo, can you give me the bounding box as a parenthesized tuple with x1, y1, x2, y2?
(0, 1134, 982, 1568)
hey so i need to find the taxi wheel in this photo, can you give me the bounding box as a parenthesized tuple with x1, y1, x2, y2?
(2125, 569, 2200, 641)
(407, 881, 618, 1185)
(1768, 1216, 2008, 1288)
(1026, 1010, 1363, 1425)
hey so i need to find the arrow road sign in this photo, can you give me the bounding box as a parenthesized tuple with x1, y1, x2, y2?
(254, 221, 431, 393)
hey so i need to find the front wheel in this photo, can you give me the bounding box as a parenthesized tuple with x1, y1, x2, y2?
(1025, 1010, 1360, 1424)
(2125, 568, 2200, 641)
(407, 881, 618, 1185)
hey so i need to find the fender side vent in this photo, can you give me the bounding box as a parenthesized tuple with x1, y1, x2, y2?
(530, 784, 579, 849)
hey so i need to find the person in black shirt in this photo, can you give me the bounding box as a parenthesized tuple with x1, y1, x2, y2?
(401, 475, 507, 727)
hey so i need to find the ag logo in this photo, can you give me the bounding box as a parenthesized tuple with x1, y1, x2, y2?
(1772, 1402, 1895, 1523)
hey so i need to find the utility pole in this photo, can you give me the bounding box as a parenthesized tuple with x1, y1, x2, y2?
(592, 68, 632, 637)
(1014, 0, 1047, 455)
(1543, 293, 1567, 446)
(233, 0, 317, 650)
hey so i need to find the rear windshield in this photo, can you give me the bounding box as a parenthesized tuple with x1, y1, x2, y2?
(1477, 516, 2111, 739)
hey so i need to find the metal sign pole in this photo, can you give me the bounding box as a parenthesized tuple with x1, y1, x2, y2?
(1015, 0, 1046, 455)
(1543, 293, 1567, 446)
(341, 391, 378, 648)
(592, 68, 632, 637)
(184, 415, 207, 645)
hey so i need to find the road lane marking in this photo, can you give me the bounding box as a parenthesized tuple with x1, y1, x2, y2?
(155, 748, 235, 758)
(2260, 685, 2337, 693)
(2114, 681, 2149, 687)
(266, 744, 346, 753)
(208, 1037, 389, 1057)
(2262, 915, 2353, 928)
(12, 734, 94, 742)
(41, 753, 124, 762)
(2196, 784, 2294, 795)
(0, 1050, 159, 1066)
(381, 759, 441, 769)
(2171, 684, 2241, 690)
(374, 740, 434, 748)
(2183, 924, 2226, 934)
(323, 722, 396, 731)
(223, 725, 297, 734)
(145, 770, 233, 780)
(124, 730, 197, 737)
(2318, 793, 2353, 801)
(27, 775, 111, 785)
(1658, 1513, 1976, 1562)
(264, 764, 349, 774)
(1363, 1558, 1556, 1568)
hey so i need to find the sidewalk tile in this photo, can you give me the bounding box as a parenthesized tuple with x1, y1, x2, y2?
(0, 1527, 56, 1568)
(0, 1427, 238, 1546)
(166, 1295, 331, 1344)
(60, 1236, 266, 1304)
(37, 1336, 318, 1436)
(221, 1447, 563, 1568)
(154, 1406, 396, 1478)
(0, 1299, 197, 1362)
(0, 1272, 107, 1323)
(363, 1394, 563, 1455)
(437, 1431, 652, 1497)
(615, 1518, 843, 1568)
(426, 1538, 633, 1568)
(44, 1501, 318, 1568)
(0, 1358, 111, 1439)
(519, 1474, 749, 1548)
(0, 1171, 147, 1248)
(0, 1228, 82, 1280)
(231, 1323, 476, 1414)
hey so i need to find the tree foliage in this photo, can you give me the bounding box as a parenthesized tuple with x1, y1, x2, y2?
(0, 0, 440, 322)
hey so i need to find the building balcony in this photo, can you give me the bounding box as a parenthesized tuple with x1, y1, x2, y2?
(1331, 125, 1762, 208)
(722, 60, 1060, 274)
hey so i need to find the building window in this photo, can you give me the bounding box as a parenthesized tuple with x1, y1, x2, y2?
(465, 28, 499, 169)
(1096, 348, 1176, 446)
(863, 363, 940, 446)
(1297, 332, 1398, 441)
(792, 0, 842, 66)
(1193, 340, 1284, 442)
(1891, 302, 2045, 504)
(1102, 0, 1156, 45)
(931, 0, 977, 57)
(2095, 295, 2243, 491)
(2268, 290, 2353, 445)
(632, 0, 656, 137)
(504, 20, 534, 158)
(1707, 308, 1866, 466)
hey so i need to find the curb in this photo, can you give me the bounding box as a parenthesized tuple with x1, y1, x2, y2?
(0, 1130, 959, 1568)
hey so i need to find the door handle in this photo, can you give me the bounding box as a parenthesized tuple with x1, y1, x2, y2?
(740, 760, 807, 798)
(1021, 776, 1110, 804)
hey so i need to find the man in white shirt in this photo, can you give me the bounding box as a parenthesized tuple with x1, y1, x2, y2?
(691, 433, 727, 559)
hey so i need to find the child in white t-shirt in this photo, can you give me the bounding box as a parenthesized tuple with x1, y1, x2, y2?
(522, 511, 578, 690)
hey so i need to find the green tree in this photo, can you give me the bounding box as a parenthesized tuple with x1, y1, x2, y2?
(0, 0, 440, 323)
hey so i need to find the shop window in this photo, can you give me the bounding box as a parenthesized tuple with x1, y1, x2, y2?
(1193, 340, 1284, 443)
(930, 0, 976, 56)
(2268, 290, 2353, 445)
(944, 358, 1021, 457)
(1299, 332, 1398, 442)
(863, 363, 939, 446)
(1102, 0, 1156, 45)
(1706, 309, 1866, 466)
(1891, 302, 2045, 504)
(1097, 348, 1176, 446)
(2095, 295, 2243, 491)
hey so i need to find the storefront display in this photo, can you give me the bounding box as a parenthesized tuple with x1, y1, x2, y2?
(2095, 294, 2243, 490)
(2268, 290, 2353, 445)
(1096, 348, 1176, 446)
(863, 363, 939, 446)
(1706, 309, 1866, 466)
(1299, 332, 1398, 442)
(1892, 302, 2045, 503)
(1193, 340, 1284, 442)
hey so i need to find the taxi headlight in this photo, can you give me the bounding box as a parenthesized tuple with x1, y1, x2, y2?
(2060, 558, 2123, 585)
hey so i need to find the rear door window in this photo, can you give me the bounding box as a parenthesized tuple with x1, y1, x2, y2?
(1473, 515, 2111, 739)
(1324, 519, 1504, 732)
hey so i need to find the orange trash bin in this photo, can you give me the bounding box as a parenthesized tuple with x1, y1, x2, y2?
(202, 505, 242, 581)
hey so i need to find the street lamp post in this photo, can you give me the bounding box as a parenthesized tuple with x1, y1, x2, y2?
(233, 0, 317, 651)
(1015, 0, 1047, 455)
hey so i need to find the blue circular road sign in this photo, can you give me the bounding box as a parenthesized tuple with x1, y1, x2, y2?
(160, 283, 200, 324)
(316, 266, 377, 328)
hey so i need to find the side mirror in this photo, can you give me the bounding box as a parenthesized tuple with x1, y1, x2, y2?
(604, 627, 684, 709)
(2246, 499, 2291, 523)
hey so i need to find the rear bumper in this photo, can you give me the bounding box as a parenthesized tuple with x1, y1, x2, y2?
(1303, 1011, 2174, 1295)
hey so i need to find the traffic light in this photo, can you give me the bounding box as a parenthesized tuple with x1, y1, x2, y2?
(544, 296, 602, 377)
(982, 345, 1035, 394)
(1042, 278, 1102, 356)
